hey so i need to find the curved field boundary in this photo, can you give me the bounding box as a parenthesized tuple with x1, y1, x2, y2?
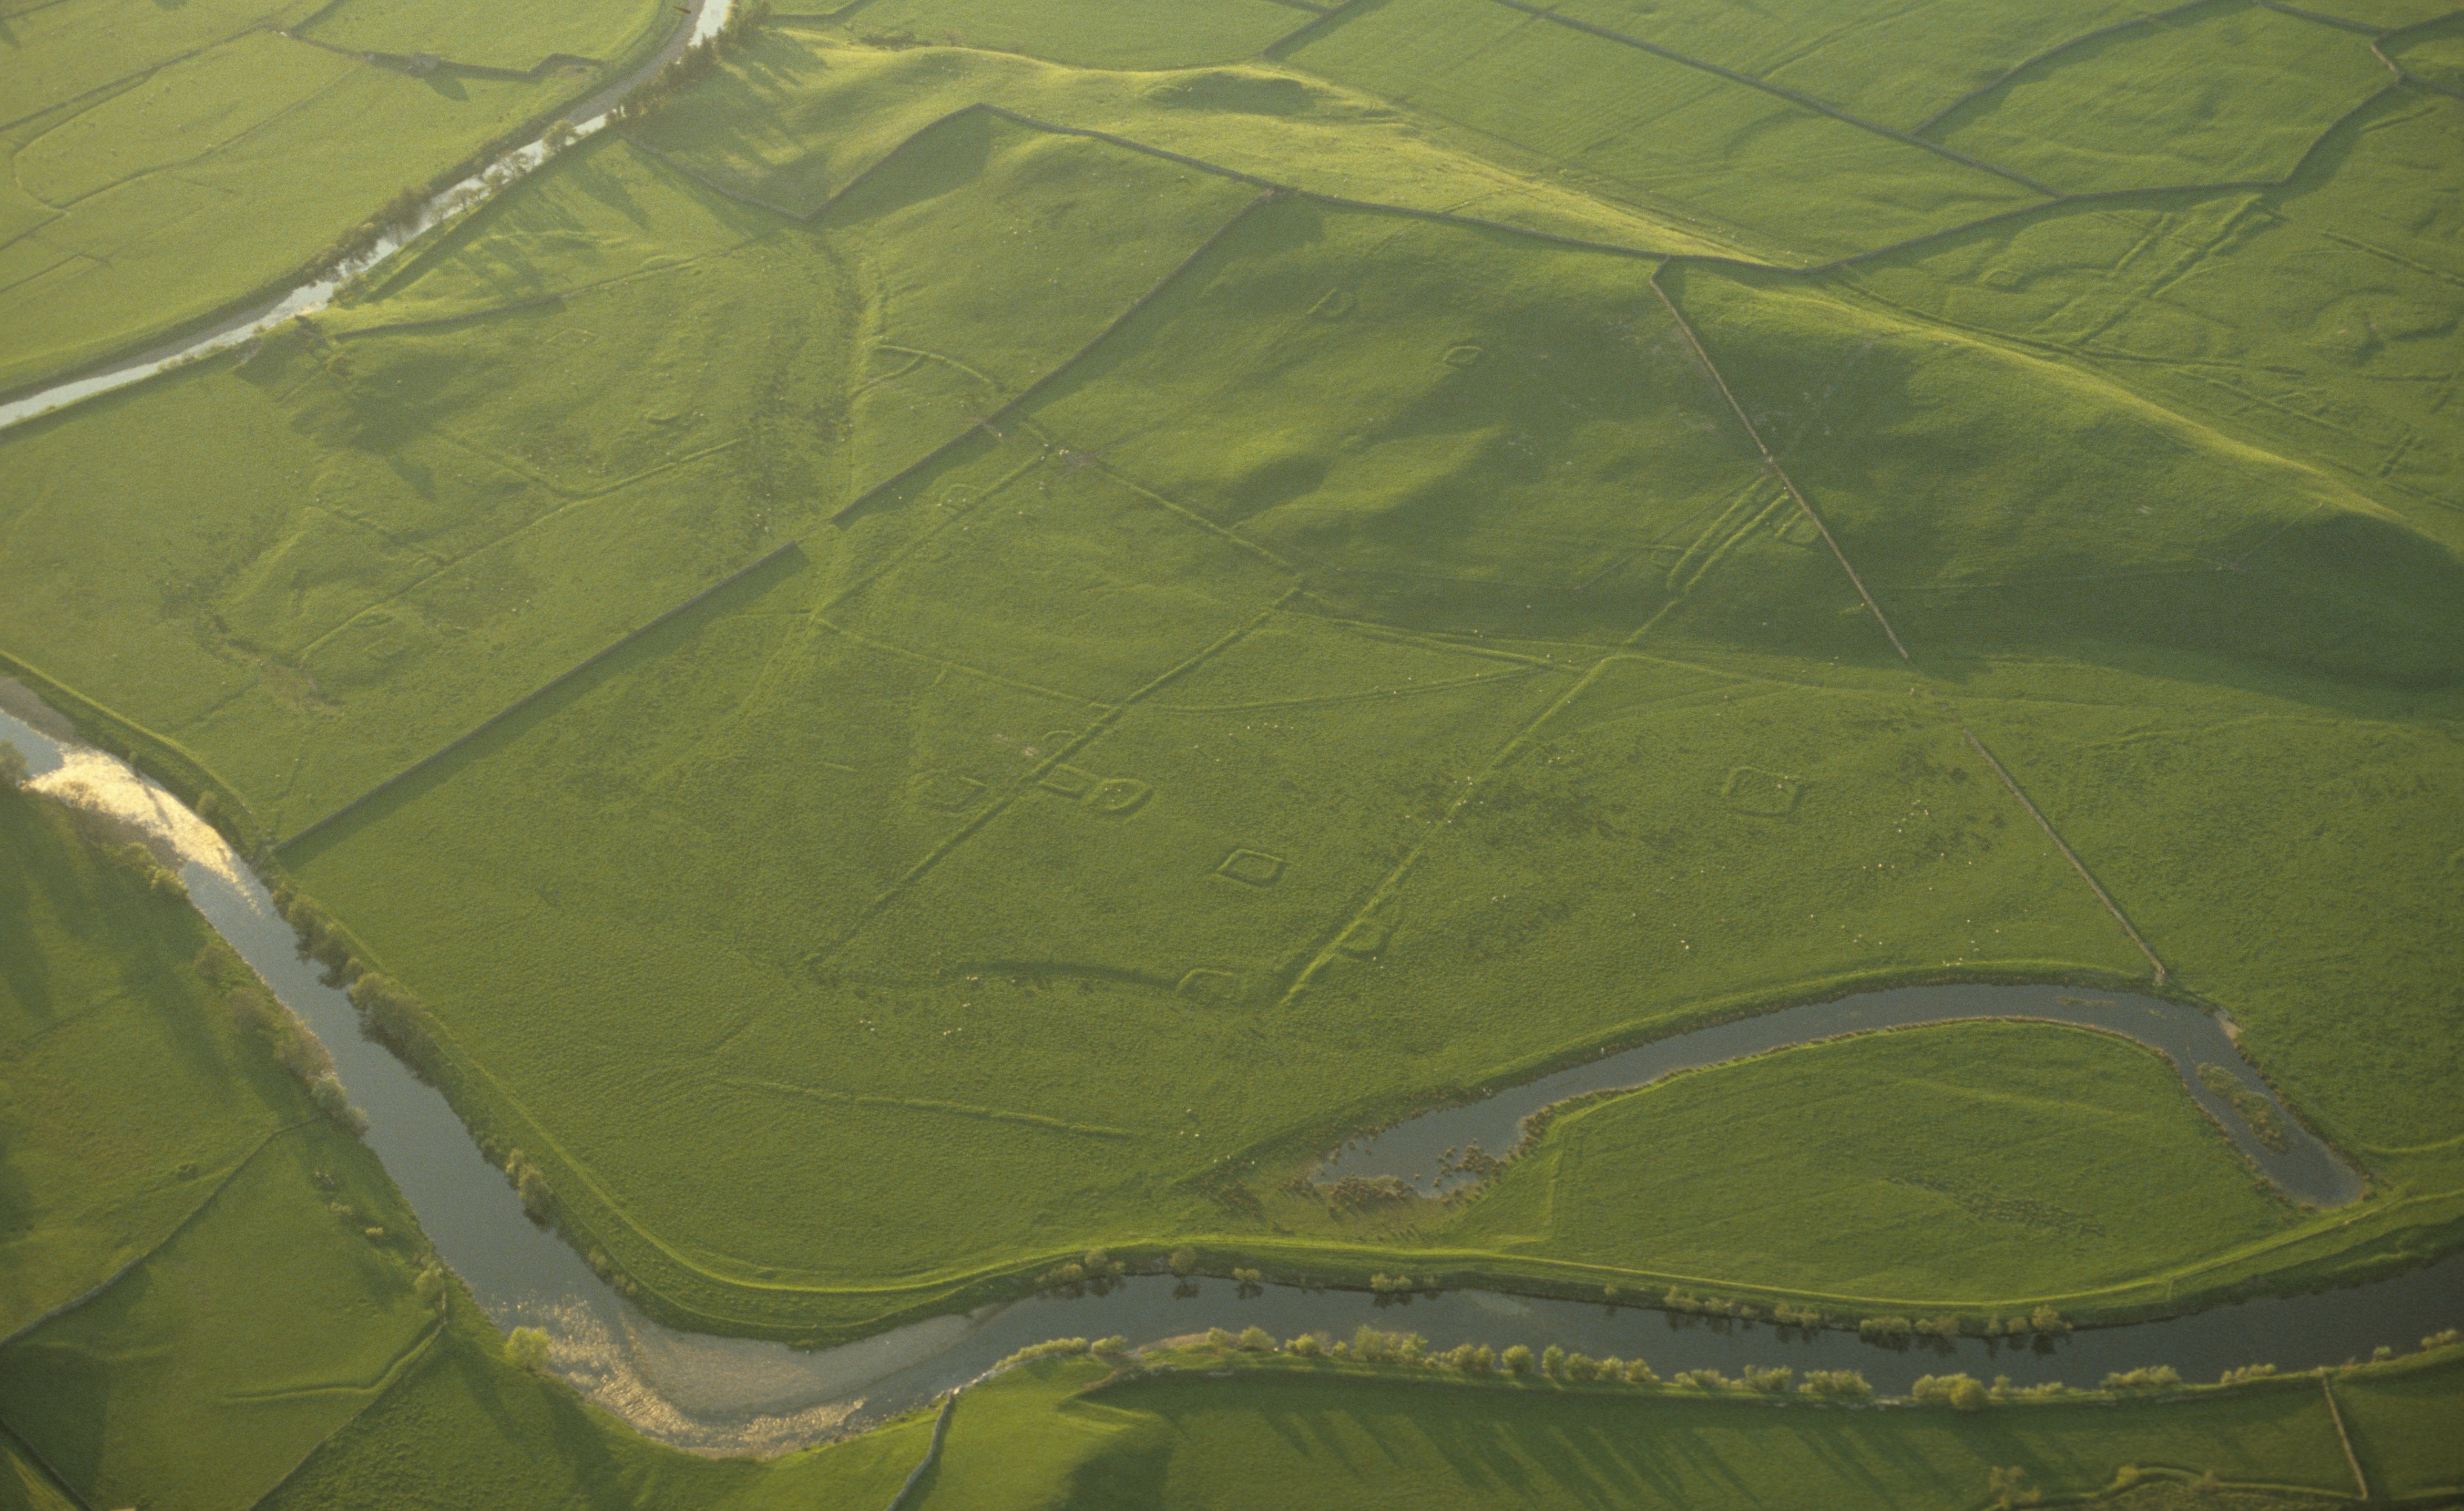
(1482, 0, 2061, 196)
(235, 1318, 449, 1511)
(0, 646, 265, 851)
(271, 541, 803, 853)
(1910, 0, 2230, 136)
(2373, 10, 2464, 97)
(882, 1391, 959, 1511)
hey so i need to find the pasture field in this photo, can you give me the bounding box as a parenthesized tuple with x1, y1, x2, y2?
(0, 780, 936, 1509)
(1, 0, 2458, 1372)
(294, 0, 670, 72)
(898, 1347, 2464, 1510)
(1450, 1021, 2297, 1301)
(0, 0, 682, 396)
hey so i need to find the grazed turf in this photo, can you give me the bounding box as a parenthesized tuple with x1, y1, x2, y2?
(1, 4, 2456, 1347)
(899, 1349, 2463, 1511)
(1453, 1020, 2294, 1301)
(1925, 2, 2392, 193)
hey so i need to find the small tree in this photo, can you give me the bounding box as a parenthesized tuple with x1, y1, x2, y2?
(1988, 1465, 2041, 1509)
(1205, 1326, 1233, 1348)
(0, 740, 27, 786)
(505, 1326, 552, 1373)
(1237, 1325, 1275, 1352)
(1564, 1353, 1598, 1382)
(1501, 1344, 1534, 1374)
(1168, 1246, 1198, 1277)
(1091, 1335, 1129, 1359)
(1287, 1333, 1323, 1358)
(1541, 1344, 1566, 1377)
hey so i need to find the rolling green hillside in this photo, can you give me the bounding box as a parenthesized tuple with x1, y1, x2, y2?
(1, 0, 2457, 1350)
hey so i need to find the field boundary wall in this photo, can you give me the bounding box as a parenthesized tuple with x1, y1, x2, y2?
(273, 542, 803, 852)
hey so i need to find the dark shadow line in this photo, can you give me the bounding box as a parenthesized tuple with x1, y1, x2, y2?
(1909, 0, 2227, 135)
(271, 543, 803, 852)
(826, 190, 1278, 527)
(2258, 0, 2386, 34)
(1646, 265, 1910, 662)
(1485, 0, 2062, 195)
(0, 1412, 96, 1511)
(0, 1123, 307, 1349)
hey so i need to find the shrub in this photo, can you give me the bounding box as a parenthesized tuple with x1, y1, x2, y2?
(1914, 1315, 1962, 1339)
(0, 740, 26, 784)
(1232, 1267, 1264, 1288)
(1000, 1337, 1089, 1367)
(1168, 1247, 1199, 1277)
(2100, 1366, 2181, 1391)
(308, 1075, 369, 1135)
(1091, 1336, 1130, 1359)
(1741, 1364, 1792, 1393)
(505, 1326, 551, 1373)
(1541, 1344, 1566, 1377)
(1987, 1464, 2041, 1509)
(1799, 1369, 1872, 1399)
(2028, 1305, 2069, 1335)
(348, 973, 438, 1074)
(2423, 1329, 2462, 1350)
(1083, 1248, 1114, 1276)
(1564, 1353, 1599, 1382)
(1623, 1358, 1660, 1385)
(2219, 1363, 2277, 1385)
(1773, 1303, 1826, 1328)
(1205, 1327, 1232, 1348)
(1236, 1326, 1275, 1352)
(1595, 1356, 1624, 1381)
(1350, 1325, 1424, 1363)
(1912, 1373, 1987, 1410)
(1286, 1333, 1323, 1358)
(1859, 1316, 1914, 1343)
(1501, 1344, 1533, 1374)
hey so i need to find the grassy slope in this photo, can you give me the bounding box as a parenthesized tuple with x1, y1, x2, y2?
(0, 0, 678, 396)
(0, 793, 295, 1334)
(1450, 1021, 2294, 1303)
(0, 2, 2456, 1340)
(0, 781, 928, 1509)
(903, 1349, 2464, 1510)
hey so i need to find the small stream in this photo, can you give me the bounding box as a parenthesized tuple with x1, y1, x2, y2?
(4, 704, 2456, 1455)
(0, 0, 739, 435)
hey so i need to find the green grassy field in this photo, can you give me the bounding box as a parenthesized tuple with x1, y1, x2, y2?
(0, 0, 681, 396)
(897, 1347, 2464, 1510)
(1, 0, 2457, 1359)
(0, 778, 936, 1509)
(1449, 1020, 2297, 1301)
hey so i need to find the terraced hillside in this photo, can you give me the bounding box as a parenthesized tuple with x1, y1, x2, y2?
(1, 0, 2458, 1350)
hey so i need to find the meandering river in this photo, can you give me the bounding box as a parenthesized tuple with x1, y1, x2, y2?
(3, 704, 2455, 1455)
(0, 0, 741, 436)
